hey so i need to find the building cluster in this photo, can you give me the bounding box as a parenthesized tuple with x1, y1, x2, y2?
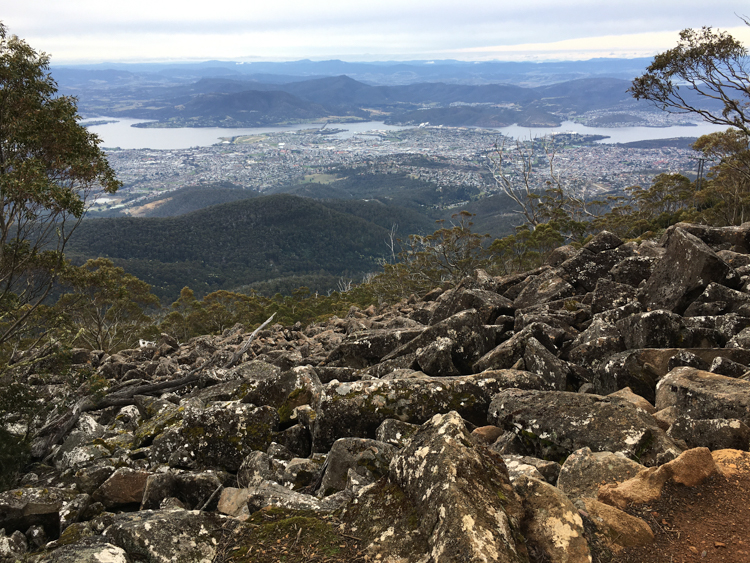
(100, 125, 702, 211)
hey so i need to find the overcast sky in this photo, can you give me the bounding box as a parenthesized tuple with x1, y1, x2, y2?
(5, 1, 750, 64)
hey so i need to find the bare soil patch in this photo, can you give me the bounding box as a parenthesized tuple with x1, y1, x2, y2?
(612, 460, 750, 563)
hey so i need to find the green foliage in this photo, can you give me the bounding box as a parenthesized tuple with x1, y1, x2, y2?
(597, 173, 698, 238)
(56, 258, 159, 352)
(67, 194, 407, 304)
(0, 22, 120, 350)
(692, 129, 750, 225)
(488, 222, 566, 275)
(365, 212, 491, 301)
(160, 285, 376, 341)
(630, 24, 750, 135)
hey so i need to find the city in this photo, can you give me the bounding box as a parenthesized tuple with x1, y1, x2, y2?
(94, 124, 703, 215)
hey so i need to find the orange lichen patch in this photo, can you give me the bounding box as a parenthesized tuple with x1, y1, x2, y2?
(712, 449, 750, 477)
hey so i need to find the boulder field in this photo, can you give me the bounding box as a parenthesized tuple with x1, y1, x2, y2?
(3, 222, 750, 562)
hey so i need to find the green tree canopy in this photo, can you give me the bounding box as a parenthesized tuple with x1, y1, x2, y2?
(630, 24, 750, 135)
(57, 258, 159, 353)
(0, 23, 120, 350)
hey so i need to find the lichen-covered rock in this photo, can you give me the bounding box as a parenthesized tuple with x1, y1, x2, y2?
(566, 318, 625, 370)
(473, 323, 559, 373)
(683, 282, 750, 317)
(609, 255, 655, 287)
(280, 457, 326, 490)
(560, 246, 629, 292)
(150, 401, 279, 471)
(104, 508, 237, 562)
(557, 447, 645, 500)
(31, 537, 129, 563)
(375, 419, 420, 448)
(669, 221, 750, 253)
(388, 411, 527, 562)
(0, 529, 27, 561)
(655, 367, 750, 425)
(219, 478, 345, 519)
(325, 327, 425, 368)
(489, 389, 683, 466)
(241, 365, 323, 426)
(667, 416, 750, 450)
(380, 309, 495, 373)
(523, 336, 571, 390)
(640, 227, 740, 314)
(0, 487, 75, 540)
(591, 278, 638, 315)
(514, 270, 576, 309)
(317, 438, 396, 497)
(312, 371, 548, 452)
(514, 475, 592, 563)
(709, 355, 749, 378)
(616, 310, 686, 350)
(237, 451, 285, 487)
(415, 336, 461, 376)
(430, 286, 514, 325)
(503, 455, 561, 485)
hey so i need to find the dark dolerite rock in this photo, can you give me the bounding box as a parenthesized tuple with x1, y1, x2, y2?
(640, 227, 740, 314)
(591, 278, 639, 314)
(582, 230, 624, 253)
(710, 356, 749, 378)
(415, 336, 461, 376)
(522, 336, 571, 391)
(616, 309, 685, 349)
(15, 221, 750, 562)
(375, 418, 420, 447)
(683, 282, 750, 317)
(103, 508, 239, 563)
(668, 221, 750, 252)
(0, 487, 75, 541)
(383, 411, 527, 562)
(656, 367, 750, 425)
(240, 365, 323, 425)
(324, 327, 425, 368)
(556, 447, 644, 500)
(566, 318, 626, 370)
(381, 309, 495, 373)
(430, 284, 514, 324)
(150, 402, 279, 471)
(317, 437, 395, 497)
(473, 322, 559, 372)
(513, 269, 576, 309)
(311, 371, 548, 452)
(488, 389, 683, 466)
(609, 255, 656, 287)
(667, 416, 750, 450)
(559, 245, 630, 293)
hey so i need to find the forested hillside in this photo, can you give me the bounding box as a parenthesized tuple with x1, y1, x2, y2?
(67, 194, 433, 301)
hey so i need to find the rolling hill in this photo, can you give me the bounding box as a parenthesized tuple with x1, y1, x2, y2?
(67, 194, 437, 302)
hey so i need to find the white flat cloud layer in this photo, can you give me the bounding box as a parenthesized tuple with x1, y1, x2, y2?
(5, 0, 750, 63)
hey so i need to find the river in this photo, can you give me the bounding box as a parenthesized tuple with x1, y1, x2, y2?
(82, 118, 730, 151)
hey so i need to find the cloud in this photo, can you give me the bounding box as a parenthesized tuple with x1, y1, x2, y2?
(5, 0, 750, 63)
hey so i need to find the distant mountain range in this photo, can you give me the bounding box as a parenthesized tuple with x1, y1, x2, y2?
(71, 73, 654, 128)
(53, 57, 695, 128)
(53, 58, 654, 88)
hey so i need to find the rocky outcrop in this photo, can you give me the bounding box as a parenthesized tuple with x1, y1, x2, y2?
(6, 223, 750, 561)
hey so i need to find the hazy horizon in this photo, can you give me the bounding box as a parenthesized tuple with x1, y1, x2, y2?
(6, 1, 750, 65)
